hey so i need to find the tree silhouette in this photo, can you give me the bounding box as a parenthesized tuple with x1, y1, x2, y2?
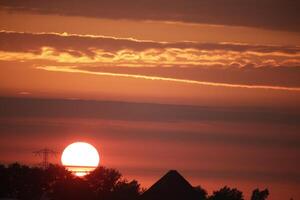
(194, 185, 208, 200)
(0, 163, 273, 200)
(2, 163, 45, 200)
(48, 176, 94, 200)
(209, 186, 244, 200)
(251, 188, 269, 200)
(86, 166, 140, 200)
(0, 163, 141, 200)
(0, 164, 9, 197)
(109, 180, 140, 200)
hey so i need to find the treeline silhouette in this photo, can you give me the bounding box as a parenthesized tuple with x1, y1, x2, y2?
(0, 163, 270, 200)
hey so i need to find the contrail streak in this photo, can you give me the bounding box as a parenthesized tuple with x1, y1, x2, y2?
(37, 66, 300, 92)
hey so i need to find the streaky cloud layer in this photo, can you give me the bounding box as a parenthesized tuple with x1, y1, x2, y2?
(0, 0, 299, 32)
(1, 30, 300, 89)
(1, 2, 300, 200)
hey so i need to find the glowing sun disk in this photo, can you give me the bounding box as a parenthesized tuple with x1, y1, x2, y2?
(61, 142, 100, 176)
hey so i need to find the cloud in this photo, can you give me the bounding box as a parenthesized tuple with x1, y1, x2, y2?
(37, 65, 300, 91)
(0, 97, 299, 191)
(184, 168, 300, 183)
(1, 97, 299, 125)
(0, 0, 299, 32)
(127, 168, 300, 184)
(1, 31, 300, 90)
(0, 97, 299, 187)
(77, 65, 300, 88)
(0, 31, 299, 68)
(2, 117, 299, 149)
(1, 31, 299, 54)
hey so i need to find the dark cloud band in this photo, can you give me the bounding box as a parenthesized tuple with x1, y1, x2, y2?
(0, 31, 299, 54)
(1, 97, 299, 124)
(1, 0, 299, 32)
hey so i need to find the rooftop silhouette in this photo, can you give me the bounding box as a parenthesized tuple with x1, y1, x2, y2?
(140, 170, 201, 200)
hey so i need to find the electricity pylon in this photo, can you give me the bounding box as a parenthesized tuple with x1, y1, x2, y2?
(33, 148, 58, 169)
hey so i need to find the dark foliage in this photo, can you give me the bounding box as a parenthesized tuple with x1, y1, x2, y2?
(194, 185, 208, 200)
(0, 163, 271, 200)
(0, 163, 141, 200)
(251, 188, 269, 200)
(85, 166, 140, 200)
(209, 186, 244, 200)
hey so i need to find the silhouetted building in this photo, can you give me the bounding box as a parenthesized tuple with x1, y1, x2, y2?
(140, 170, 200, 200)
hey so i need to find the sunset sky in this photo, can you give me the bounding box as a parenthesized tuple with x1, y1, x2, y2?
(0, 1, 300, 199)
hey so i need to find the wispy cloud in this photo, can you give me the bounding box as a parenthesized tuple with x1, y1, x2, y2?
(37, 66, 300, 92)
(1, 31, 299, 68)
(1, 31, 300, 89)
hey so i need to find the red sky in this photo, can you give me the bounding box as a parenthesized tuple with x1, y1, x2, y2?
(0, 1, 300, 199)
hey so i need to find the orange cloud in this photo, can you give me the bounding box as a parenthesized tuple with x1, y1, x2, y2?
(1, 31, 299, 65)
(1, 31, 300, 90)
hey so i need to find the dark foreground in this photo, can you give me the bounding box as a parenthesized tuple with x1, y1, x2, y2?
(0, 163, 269, 200)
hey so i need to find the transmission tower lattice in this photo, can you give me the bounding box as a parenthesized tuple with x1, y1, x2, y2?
(33, 148, 58, 169)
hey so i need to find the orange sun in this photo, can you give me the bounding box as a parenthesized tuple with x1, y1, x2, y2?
(61, 142, 100, 176)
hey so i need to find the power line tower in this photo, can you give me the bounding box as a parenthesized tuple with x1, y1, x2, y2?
(33, 148, 58, 169)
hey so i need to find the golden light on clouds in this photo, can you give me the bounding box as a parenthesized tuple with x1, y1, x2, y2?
(1, 3, 300, 199)
(0, 45, 299, 69)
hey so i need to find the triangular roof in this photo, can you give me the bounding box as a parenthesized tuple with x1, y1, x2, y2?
(140, 170, 199, 200)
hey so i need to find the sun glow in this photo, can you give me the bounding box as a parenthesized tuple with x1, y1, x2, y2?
(61, 142, 100, 176)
